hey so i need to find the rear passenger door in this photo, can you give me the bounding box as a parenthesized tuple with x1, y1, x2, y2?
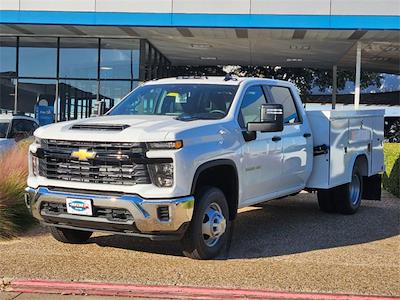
(265, 85, 309, 191)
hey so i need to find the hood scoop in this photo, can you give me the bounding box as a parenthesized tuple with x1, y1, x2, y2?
(70, 124, 130, 131)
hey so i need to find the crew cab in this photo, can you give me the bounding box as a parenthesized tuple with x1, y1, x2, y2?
(25, 77, 384, 259)
(0, 114, 39, 154)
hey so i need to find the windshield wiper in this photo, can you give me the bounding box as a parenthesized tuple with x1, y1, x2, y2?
(175, 114, 221, 121)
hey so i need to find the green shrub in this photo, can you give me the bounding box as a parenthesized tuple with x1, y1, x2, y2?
(0, 141, 36, 239)
(383, 143, 400, 197)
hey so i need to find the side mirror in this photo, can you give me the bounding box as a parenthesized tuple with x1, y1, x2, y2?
(247, 103, 284, 132)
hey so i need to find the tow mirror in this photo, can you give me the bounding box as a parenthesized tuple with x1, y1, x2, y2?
(247, 104, 284, 132)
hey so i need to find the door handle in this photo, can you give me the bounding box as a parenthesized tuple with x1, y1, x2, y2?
(272, 136, 281, 142)
(303, 133, 312, 138)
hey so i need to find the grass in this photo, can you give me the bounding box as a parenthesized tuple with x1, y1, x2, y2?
(383, 143, 400, 197)
(0, 140, 36, 239)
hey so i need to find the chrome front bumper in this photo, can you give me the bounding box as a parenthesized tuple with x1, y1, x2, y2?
(25, 187, 194, 239)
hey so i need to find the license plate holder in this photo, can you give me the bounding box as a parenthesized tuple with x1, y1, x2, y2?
(66, 198, 93, 216)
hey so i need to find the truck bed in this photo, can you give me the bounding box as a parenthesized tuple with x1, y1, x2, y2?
(305, 109, 385, 189)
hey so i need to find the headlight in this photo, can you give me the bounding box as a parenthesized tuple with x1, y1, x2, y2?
(148, 163, 174, 187)
(31, 154, 39, 176)
(34, 136, 41, 145)
(147, 141, 183, 150)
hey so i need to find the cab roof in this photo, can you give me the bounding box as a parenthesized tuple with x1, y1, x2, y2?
(144, 76, 292, 87)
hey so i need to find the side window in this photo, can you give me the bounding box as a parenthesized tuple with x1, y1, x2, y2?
(238, 85, 267, 128)
(268, 86, 300, 124)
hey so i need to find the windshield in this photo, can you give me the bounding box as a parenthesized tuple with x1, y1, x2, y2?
(0, 121, 9, 138)
(108, 84, 238, 120)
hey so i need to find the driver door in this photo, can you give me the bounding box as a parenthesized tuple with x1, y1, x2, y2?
(239, 85, 283, 205)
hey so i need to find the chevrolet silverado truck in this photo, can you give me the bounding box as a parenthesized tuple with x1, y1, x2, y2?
(25, 76, 384, 259)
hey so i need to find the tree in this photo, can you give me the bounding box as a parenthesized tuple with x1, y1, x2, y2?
(169, 65, 383, 98)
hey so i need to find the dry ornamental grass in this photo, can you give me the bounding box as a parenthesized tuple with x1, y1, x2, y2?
(0, 140, 36, 239)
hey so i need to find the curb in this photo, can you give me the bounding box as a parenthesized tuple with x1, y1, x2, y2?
(4, 279, 400, 300)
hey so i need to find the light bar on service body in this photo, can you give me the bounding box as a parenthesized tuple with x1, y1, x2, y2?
(147, 141, 183, 150)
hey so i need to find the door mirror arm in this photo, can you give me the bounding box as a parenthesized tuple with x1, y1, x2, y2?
(242, 130, 257, 142)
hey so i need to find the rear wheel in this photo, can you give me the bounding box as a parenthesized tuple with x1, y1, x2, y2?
(49, 226, 92, 244)
(335, 165, 363, 214)
(182, 187, 230, 260)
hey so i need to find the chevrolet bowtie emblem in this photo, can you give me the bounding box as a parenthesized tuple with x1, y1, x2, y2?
(71, 149, 96, 161)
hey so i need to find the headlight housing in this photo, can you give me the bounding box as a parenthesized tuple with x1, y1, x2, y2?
(31, 153, 39, 176)
(34, 136, 41, 145)
(148, 163, 174, 187)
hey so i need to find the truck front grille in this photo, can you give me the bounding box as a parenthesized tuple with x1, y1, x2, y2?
(38, 140, 151, 185)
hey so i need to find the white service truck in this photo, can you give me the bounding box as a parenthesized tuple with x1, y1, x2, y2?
(25, 77, 384, 259)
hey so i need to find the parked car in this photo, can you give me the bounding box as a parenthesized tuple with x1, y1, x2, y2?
(25, 76, 384, 259)
(0, 114, 39, 154)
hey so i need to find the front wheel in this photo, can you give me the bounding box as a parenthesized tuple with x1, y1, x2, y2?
(182, 187, 230, 260)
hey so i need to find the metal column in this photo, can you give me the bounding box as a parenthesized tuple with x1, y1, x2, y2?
(332, 65, 337, 110)
(354, 42, 362, 110)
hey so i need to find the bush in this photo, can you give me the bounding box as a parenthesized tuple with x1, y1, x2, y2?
(383, 143, 400, 197)
(0, 140, 36, 239)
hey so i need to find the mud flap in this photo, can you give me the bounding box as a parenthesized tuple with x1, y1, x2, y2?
(362, 174, 382, 200)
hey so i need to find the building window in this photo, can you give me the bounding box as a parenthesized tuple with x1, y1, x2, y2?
(0, 36, 170, 120)
(100, 39, 140, 80)
(0, 37, 17, 77)
(0, 77, 16, 113)
(18, 79, 56, 114)
(58, 80, 98, 121)
(19, 37, 57, 78)
(59, 38, 98, 79)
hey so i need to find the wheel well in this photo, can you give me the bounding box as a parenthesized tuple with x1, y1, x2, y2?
(355, 155, 368, 176)
(192, 162, 239, 220)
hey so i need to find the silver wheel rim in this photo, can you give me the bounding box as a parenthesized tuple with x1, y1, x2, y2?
(350, 173, 361, 205)
(202, 202, 226, 247)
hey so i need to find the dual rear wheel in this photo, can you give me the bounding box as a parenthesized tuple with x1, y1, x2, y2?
(317, 164, 363, 214)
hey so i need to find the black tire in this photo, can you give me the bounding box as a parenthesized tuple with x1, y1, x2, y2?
(334, 164, 363, 215)
(49, 226, 92, 244)
(317, 189, 337, 213)
(182, 187, 230, 260)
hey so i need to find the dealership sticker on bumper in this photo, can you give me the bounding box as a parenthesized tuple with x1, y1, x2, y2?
(66, 198, 93, 216)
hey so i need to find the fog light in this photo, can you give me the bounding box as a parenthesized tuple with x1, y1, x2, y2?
(148, 163, 174, 187)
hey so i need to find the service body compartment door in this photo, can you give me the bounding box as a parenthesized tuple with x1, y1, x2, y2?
(329, 118, 350, 187)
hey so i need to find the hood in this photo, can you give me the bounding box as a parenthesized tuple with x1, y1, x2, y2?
(34, 115, 215, 142)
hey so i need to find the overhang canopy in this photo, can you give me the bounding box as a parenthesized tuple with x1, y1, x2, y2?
(1, 24, 399, 73)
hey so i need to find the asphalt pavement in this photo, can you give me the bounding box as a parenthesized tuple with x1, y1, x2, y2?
(0, 191, 399, 297)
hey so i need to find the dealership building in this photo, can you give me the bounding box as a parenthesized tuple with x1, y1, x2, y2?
(0, 0, 399, 121)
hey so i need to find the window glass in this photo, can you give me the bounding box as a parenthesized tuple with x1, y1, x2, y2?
(109, 84, 238, 119)
(269, 86, 300, 124)
(0, 121, 10, 138)
(100, 39, 140, 80)
(0, 78, 17, 112)
(58, 80, 97, 121)
(59, 38, 98, 79)
(19, 37, 57, 78)
(9, 119, 37, 139)
(18, 79, 56, 114)
(0, 37, 16, 77)
(239, 85, 267, 128)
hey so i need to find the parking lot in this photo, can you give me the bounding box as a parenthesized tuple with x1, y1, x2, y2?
(0, 191, 399, 297)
